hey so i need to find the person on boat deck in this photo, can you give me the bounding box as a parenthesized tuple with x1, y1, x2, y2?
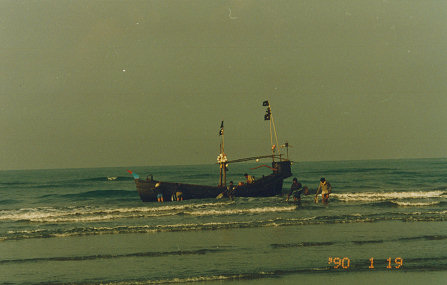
(286, 178, 309, 203)
(226, 181, 236, 200)
(244, 173, 255, 184)
(315, 177, 332, 204)
(155, 183, 164, 203)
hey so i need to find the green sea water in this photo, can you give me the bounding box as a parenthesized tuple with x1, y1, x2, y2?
(1, 159, 446, 284)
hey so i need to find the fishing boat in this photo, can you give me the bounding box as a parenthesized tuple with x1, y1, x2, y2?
(131, 101, 292, 202)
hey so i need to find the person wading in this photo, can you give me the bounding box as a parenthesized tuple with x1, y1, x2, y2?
(315, 177, 331, 204)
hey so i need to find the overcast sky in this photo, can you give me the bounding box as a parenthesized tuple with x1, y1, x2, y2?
(1, 0, 446, 170)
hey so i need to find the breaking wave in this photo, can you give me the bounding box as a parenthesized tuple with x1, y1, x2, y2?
(333, 190, 446, 203)
(2, 211, 446, 241)
(390, 201, 441, 207)
(0, 203, 295, 223)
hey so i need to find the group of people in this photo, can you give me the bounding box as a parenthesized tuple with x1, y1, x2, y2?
(154, 183, 183, 203)
(286, 177, 332, 205)
(221, 173, 255, 200)
(155, 173, 332, 205)
(225, 173, 333, 205)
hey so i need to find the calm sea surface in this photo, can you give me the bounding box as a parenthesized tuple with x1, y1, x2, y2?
(1, 158, 447, 284)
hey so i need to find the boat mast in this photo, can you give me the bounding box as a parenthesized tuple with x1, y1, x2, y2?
(283, 142, 289, 159)
(263, 100, 281, 161)
(218, 121, 227, 187)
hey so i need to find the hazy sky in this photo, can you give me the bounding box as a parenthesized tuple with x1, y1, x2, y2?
(1, 0, 446, 170)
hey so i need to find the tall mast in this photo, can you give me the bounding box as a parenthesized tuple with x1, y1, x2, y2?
(218, 121, 227, 187)
(263, 100, 281, 161)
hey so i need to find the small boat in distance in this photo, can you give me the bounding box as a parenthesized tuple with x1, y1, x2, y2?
(132, 101, 292, 202)
(107, 176, 118, 181)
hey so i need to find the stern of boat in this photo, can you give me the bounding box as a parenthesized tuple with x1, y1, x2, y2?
(272, 160, 292, 179)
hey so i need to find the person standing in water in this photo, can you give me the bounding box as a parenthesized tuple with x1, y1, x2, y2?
(226, 181, 236, 200)
(315, 177, 331, 204)
(286, 178, 302, 202)
(155, 183, 164, 203)
(286, 178, 309, 204)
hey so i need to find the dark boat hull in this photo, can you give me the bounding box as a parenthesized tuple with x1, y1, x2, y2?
(135, 161, 292, 202)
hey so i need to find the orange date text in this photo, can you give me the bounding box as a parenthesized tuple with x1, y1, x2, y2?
(328, 257, 403, 269)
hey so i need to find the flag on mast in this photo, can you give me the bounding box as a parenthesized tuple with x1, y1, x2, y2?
(219, 121, 224, 136)
(263, 100, 271, 120)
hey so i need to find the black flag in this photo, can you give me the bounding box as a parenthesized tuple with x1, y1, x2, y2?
(219, 121, 224, 135)
(262, 100, 269, 106)
(264, 107, 271, 120)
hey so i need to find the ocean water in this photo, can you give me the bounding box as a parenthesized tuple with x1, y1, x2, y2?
(1, 158, 447, 284)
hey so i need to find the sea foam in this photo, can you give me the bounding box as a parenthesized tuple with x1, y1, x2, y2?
(333, 190, 445, 202)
